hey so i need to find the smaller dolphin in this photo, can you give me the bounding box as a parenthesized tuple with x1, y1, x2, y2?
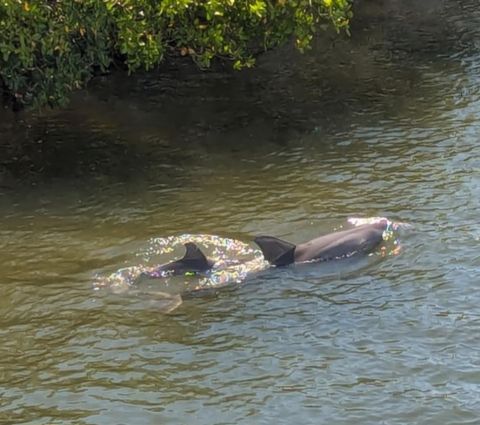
(134, 241, 264, 313)
(254, 221, 388, 266)
(143, 242, 215, 278)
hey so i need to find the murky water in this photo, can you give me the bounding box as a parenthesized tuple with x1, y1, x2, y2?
(1, 1, 480, 424)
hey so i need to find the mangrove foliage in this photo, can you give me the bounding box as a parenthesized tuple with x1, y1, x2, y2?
(0, 0, 352, 109)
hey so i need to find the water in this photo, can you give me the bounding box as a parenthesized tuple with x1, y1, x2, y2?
(1, 1, 480, 423)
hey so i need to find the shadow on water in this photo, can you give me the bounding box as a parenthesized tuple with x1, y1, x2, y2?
(0, 0, 476, 188)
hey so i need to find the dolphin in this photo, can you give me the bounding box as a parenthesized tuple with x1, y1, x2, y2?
(134, 242, 234, 313)
(254, 221, 388, 266)
(124, 220, 390, 312)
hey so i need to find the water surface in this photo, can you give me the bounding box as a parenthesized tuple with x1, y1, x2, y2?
(1, 1, 480, 424)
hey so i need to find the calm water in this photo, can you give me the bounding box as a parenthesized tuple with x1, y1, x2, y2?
(1, 1, 480, 424)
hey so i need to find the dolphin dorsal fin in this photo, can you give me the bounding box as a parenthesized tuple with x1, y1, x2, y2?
(177, 242, 213, 271)
(143, 242, 212, 278)
(254, 236, 296, 266)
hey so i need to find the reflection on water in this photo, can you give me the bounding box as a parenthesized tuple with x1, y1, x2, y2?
(1, 1, 480, 424)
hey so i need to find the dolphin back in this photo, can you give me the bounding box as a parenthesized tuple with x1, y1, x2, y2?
(294, 222, 387, 263)
(254, 236, 296, 266)
(146, 242, 215, 277)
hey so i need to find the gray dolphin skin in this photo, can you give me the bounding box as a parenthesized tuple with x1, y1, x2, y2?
(254, 221, 388, 266)
(143, 242, 215, 278)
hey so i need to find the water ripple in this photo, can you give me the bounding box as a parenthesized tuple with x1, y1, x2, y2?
(1, 2, 480, 424)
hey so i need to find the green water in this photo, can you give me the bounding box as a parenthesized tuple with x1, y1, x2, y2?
(1, 1, 479, 424)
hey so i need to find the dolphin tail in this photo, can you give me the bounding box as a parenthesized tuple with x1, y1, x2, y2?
(254, 236, 296, 266)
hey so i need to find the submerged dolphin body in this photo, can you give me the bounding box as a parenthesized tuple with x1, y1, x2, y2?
(253, 221, 388, 266)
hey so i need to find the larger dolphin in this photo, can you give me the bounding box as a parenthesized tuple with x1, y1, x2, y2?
(253, 221, 388, 266)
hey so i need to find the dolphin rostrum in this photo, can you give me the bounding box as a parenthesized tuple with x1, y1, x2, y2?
(254, 221, 388, 266)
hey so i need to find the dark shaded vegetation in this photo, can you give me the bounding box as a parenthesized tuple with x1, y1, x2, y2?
(0, 0, 351, 109)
